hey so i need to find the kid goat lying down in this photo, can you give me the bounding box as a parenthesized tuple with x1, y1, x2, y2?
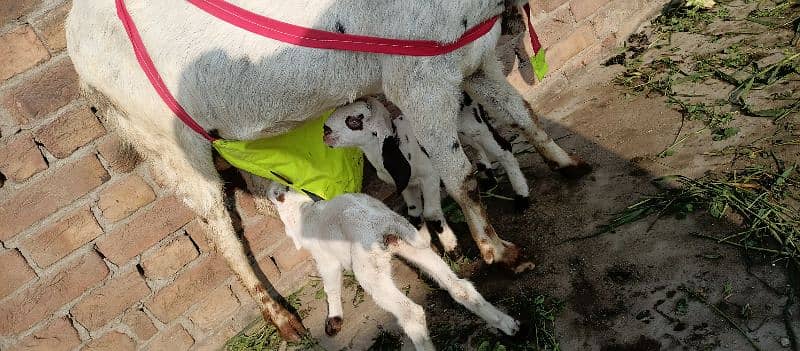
(323, 96, 530, 252)
(266, 184, 519, 350)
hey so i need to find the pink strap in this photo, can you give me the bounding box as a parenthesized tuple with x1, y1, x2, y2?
(522, 4, 542, 53)
(187, 0, 500, 56)
(116, 0, 217, 141)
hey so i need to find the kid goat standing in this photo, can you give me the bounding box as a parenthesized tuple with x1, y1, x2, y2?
(267, 184, 520, 350)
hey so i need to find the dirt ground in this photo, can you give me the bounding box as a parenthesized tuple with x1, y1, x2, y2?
(228, 1, 799, 350)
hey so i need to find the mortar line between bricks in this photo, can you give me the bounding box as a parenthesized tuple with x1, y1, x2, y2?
(0, 105, 101, 198)
(0, 251, 109, 349)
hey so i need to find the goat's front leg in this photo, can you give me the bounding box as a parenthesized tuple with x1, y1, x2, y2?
(401, 184, 424, 229)
(316, 259, 344, 336)
(384, 67, 519, 265)
(464, 54, 592, 178)
(420, 174, 458, 252)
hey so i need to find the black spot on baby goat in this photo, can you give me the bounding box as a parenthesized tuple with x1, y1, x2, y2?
(381, 136, 411, 194)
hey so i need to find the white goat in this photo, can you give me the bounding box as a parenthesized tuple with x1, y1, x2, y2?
(67, 0, 589, 339)
(324, 96, 530, 251)
(266, 184, 519, 350)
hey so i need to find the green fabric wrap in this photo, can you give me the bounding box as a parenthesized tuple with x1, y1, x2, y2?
(212, 111, 364, 200)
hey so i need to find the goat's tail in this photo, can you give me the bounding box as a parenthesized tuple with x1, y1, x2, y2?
(383, 217, 431, 250)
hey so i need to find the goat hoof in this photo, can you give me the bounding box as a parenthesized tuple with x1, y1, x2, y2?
(491, 240, 519, 267)
(512, 195, 530, 212)
(557, 157, 592, 179)
(270, 310, 307, 342)
(325, 316, 343, 336)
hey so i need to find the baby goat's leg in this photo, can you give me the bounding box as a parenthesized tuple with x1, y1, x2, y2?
(352, 247, 434, 350)
(472, 123, 531, 209)
(384, 65, 518, 265)
(401, 185, 424, 229)
(394, 242, 520, 336)
(464, 55, 591, 178)
(316, 258, 344, 336)
(420, 175, 458, 252)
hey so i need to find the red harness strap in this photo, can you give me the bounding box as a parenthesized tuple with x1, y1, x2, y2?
(116, 0, 217, 142)
(522, 3, 543, 54)
(187, 0, 500, 56)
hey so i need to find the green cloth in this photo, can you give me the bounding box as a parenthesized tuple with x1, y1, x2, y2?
(212, 111, 364, 200)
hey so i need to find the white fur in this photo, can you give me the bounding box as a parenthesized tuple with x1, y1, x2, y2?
(266, 185, 519, 350)
(324, 98, 459, 252)
(66, 0, 581, 337)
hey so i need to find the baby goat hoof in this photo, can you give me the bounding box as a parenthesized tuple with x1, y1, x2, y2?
(325, 316, 343, 336)
(556, 157, 593, 179)
(512, 195, 530, 212)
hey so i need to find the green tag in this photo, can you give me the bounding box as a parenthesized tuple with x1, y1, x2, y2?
(530, 49, 549, 81)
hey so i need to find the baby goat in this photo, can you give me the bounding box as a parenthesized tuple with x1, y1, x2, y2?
(323, 96, 530, 251)
(266, 184, 519, 350)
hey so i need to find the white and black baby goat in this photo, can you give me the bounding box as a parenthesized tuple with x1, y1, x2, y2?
(323, 96, 530, 252)
(266, 184, 519, 350)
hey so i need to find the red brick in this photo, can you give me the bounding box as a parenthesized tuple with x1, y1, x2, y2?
(0, 134, 47, 182)
(0, 0, 41, 24)
(184, 220, 211, 253)
(531, 6, 576, 47)
(0, 252, 108, 335)
(546, 24, 596, 71)
(9, 317, 80, 351)
(146, 325, 194, 351)
(1, 57, 79, 125)
(570, 0, 610, 21)
(97, 134, 140, 173)
(145, 254, 232, 323)
(140, 235, 199, 279)
(32, 1, 70, 52)
(83, 331, 136, 351)
(71, 269, 150, 331)
(272, 240, 311, 273)
(0, 155, 109, 241)
(97, 174, 156, 222)
(241, 216, 284, 256)
(529, 0, 569, 13)
(34, 106, 105, 158)
(122, 309, 157, 341)
(0, 249, 35, 299)
(0, 25, 49, 81)
(20, 206, 102, 267)
(95, 196, 194, 265)
(188, 285, 239, 333)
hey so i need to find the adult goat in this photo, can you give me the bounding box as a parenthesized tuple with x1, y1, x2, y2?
(66, 0, 588, 341)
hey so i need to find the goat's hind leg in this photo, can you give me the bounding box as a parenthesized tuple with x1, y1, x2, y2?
(316, 258, 344, 336)
(394, 242, 520, 336)
(352, 247, 434, 350)
(464, 56, 592, 178)
(132, 127, 306, 341)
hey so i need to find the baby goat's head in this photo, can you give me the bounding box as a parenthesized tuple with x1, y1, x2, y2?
(324, 97, 391, 148)
(266, 182, 312, 207)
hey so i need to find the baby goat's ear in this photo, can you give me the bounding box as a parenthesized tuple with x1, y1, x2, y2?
(381, 136, 411, 194)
